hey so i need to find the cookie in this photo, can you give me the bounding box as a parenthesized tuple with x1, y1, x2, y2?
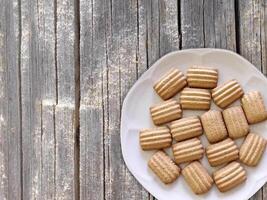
(206, 138, 239, 167)
(200, 110, 228, 143)
(170, 116, 203, 142)
(222, 106, 249, 139)
(239, 133, 267, 166)
(212, 79, 244, 108)
(148, 151, 180, 184)
(139, 127, 172, 150)
(172, 138, 204, 164)
(150, 99, 182, 125)
(182, 161, 213, 194)
(213, 162, 246, 192)
(241, 91, 267, 124)
(180, 88, 211, 110)
(154, 68, 187, 100)
(187, 66, 218, 88)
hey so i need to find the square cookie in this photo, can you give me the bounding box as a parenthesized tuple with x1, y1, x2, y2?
(182, 161, 213, 194)
(200, 110, 228, 143)
(222, 106, 249, 139)
(239, 133, 267, 166)
(241, 91, 267, 124)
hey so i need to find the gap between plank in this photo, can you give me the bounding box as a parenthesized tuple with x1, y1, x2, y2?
(18, 0, 23, 198)
(74, 0, 81, 199)
(234, 0, 240, 53)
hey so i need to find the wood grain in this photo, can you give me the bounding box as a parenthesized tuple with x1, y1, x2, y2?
(0, 0, 21, 199)
(21, 0, 43, 198)
(0, 0, 266, 199)
(56, 0, 79, 199)
(79, 0, 105, 199)
(104, 0, 148, 199)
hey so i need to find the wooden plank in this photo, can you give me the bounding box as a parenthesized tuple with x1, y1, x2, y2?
(159, 0, 179, 56)
(57, 0, 77, 103)
(56, 0, 78, 199)
(238, 1, 267, 199)
(79, 0, 105, 199)
(41, 101, 56, 199)
(55, 104, 76, 200)
(0, 0, 21, 199)
(104, 0, 149, 199)
(181, 0, 236, 50)
(239, 0, 265, 71)
(203, 0, 236, 50)
(146, 0, 160, 67)
(21, 0, 57, 199)
(21, 0, 42, 198)
(181, 0, 204, 48)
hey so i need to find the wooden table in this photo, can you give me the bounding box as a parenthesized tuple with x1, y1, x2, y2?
(0, 0, 266, 199)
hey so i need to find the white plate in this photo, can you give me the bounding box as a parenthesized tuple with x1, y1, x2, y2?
(121, 48, 267, 200)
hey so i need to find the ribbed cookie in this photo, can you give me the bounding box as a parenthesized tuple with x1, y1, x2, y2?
(154, 68, 187, 100)
(241, 91, 267, 124)
(170, 116, 203, 142)
(200, 110, 228, 143)
(180, 88, 211, 110)
(213, 162, 247, 192)
(182, 161, 213, 194)
(139, 127, 172, 150)
(239, 133, 267, 166)
(150, 99, 182, 125)
(212, 79, 244, 108)
(172, 138, 204, 164)
(206, 138, 239, 167)
(187, 66, 218, 88)
(222, 106, 249, 139)
(148, 151, 180, 184)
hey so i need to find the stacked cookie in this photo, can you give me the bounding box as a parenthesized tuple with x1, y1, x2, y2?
(139, 66, 267, 195)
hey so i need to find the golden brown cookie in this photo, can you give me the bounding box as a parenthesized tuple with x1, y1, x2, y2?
(172, 138, 204, 164)
(170, 116, 203, 142)
(213, 161, 247, 192)
(139, 127, 172, 150)
(180, 88, 211, 110)
(154, 68, 187, 100)
(150, 99, 182, 125)
(187, 66, 218, 89)
(206, 138, 239, 167)
(200, 110, 228, 143)
(212, 79, 244, 108)
(222, 106, 249, 139)
(182, 161, 213, 194)
(241, 91, 267, 124)
(148, 151, 180, 184)
(239, 133, 267, 166)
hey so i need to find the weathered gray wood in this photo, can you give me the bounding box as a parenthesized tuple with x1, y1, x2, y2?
(55, 104, 76, 200)
(104, 0, 149, 199)
(239, 0, 266, 72)
(159, 0, 179, 56)
(21, 0, 42, 198)
(41, 101, 56, 199)
(21, 0, 57, 199)
(56, 0, 78, 199)
(79, 0, 105, 199)
(238, 0, 267, 199)
(263, 183, 267, 200)
(181, 0, 236, 50)
(181, 0, 204, 48)
(57, 0, 77, 103)
(146, 0, 160, 67)
(203, 0, 236, 50)
(0, 0, 21, 199)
